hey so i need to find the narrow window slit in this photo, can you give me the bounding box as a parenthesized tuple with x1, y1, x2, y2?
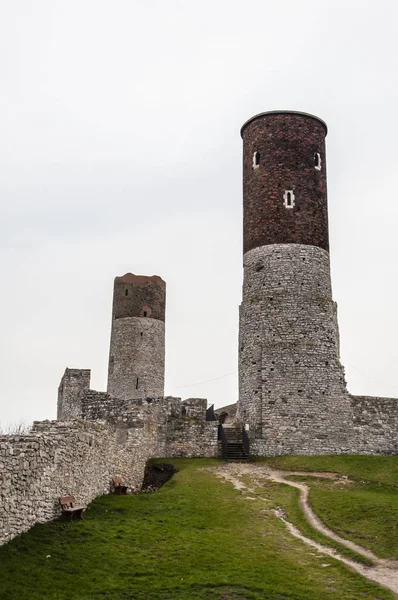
(314, 152, 322, 171)
(283, 190, 295, 209)
(252, 151, 260, 170)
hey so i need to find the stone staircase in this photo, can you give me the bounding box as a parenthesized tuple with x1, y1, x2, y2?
(222, 424, 249, 461)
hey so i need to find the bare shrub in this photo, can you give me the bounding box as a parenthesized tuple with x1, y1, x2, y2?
(0, 420, 32, 435)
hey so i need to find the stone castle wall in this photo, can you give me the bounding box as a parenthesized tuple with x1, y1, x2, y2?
(0, 419, 156, 546)
(57, 379, 219, 459)
(249, 395, 398, 456)
(1, 393, 218, 547)
(351, 395, 398, 454)
(238, 244, 354, 455)
(3, 377, 219, 548)
(79, 392, 218, 458)
(107, 317, 165, 400)
(57, 368, 91, 420)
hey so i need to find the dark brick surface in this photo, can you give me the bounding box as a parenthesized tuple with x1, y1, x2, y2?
(242, 112, 329, 254)
(112, 274, 166, 322)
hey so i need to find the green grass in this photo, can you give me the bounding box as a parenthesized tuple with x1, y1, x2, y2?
(0, 457, 395, 600)
(263, 455, 398, 559)
(240, 473, 373, 566)
(262, 454, 398, 487)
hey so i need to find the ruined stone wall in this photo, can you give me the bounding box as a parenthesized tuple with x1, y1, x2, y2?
(1, 382, 219, 547)
(0, 419, 155, 546)
(215, 403, 238, 424)
(239, 244, 354, 455)
(57, 368, 91, 420)
(351, 395, 398, 454)
(80, 393, 218, 458)
(81, 393, 176, 428)
(107, 317, 165, 400)
(166, 420, 219, 457)
(181, 398, 207, 420)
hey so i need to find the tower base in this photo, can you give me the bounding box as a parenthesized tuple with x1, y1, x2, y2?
(238, 244, 354, 455)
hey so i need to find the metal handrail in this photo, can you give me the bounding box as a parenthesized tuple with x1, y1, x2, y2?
(206, 404, 217, 421)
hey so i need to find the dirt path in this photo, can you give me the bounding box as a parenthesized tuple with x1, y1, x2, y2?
(210, 463, 398, 597)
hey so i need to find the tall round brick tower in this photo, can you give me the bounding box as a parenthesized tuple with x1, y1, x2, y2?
(238, 111, 353, 456)
(107, 273, 166, 400)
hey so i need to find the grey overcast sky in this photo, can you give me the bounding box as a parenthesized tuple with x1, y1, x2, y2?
(1, 0, 398, 427)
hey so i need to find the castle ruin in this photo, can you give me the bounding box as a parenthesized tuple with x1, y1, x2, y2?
(1, 110, 398, 546)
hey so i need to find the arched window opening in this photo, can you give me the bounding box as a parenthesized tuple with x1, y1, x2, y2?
(283, 190, 295, 209)
(314, 152, 322, 171)
(219, 412, 229, 424)
(252, 151, 260, 170)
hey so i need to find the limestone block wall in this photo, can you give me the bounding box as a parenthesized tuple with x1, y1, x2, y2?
(351, 395, 398, 454)
(81, 394, 177, 428)
(239, 244, 354, 455)
(181, 398, 207, 420)
(80, 393, 218, 458)
(80, 390, 127, 421)
(107, 317, 165, 400)
(0, 419, 155, 546)
(166, 420, 219, 457)
(57, 368, 91, 420)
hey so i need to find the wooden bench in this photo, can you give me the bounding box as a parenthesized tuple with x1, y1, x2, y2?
(59, 496, 85, 520)
(112, 477, 128, 495)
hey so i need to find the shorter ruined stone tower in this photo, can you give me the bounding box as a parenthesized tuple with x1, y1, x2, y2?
(107, 274, 166, 400)
(238, 111, 353, 455)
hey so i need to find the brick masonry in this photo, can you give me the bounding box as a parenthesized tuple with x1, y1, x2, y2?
(242, 111, 329, 254)
(237, 111, 398, 457)
(112, 274, 166, 321)
(107, 271, 166, 401)
(3, 110, 398, 549)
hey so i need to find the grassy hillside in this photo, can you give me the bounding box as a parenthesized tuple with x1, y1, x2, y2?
(0, 457, 396, 600)
(265, 454, 398, 559)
